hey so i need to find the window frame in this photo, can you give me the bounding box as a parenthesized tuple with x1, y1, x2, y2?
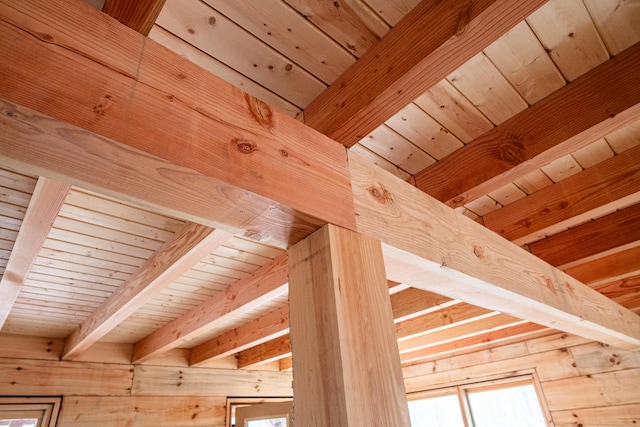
(0, 397, 62, 427)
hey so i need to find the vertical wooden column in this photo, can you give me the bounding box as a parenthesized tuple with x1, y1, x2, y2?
(288, 224, 410, 427)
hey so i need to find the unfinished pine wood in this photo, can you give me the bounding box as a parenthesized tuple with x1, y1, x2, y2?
(530, 203, 640, 269)
(359, 125, 435, 174)
(190, 305, 289, 366)
(304, 0, 547, 147)
(348, 143, 412, 180)
(350, 152, 640, 349)
(0, 0, 356, 242)
(570, 341, 640, 376)
(237, 334, 291, 369)
(391, 287, 456, 323)
(132, 253, 288, 363)
(364, 0, 419, 26)
(565, 246, 640, 288)
(552, 403, 640, 427)
(571, 137, 615, 169)
(102, 0, 166, 35)
(585, 0, 640, 56)
(540, 153, 583, 182)
(415, 42, 640, 207)
(62, 224, 232, 360)
(483, 144, 640, 245)
(288, 224, 410, 426)
(0, 177, 69, 327)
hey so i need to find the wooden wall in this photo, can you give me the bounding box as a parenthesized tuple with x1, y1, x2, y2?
(403, 332, 640, 426)
(0, 334, 292, 427)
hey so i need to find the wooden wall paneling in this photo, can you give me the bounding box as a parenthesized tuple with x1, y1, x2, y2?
(414, 42, 640, 207)
(288, 224, 410, 426)
(157, 0, 326, 107)
(529, 203, 640, 269)
(385, 102, 464, 160)
(282, 0, 384, 56)
(202, 0, 355, 84)
(149, 26, 301, 118)
(359, 125, 435, 174)
(0, 358, 133, 396)
(0, 333, 64, 361)
(58, 396, 227, 427)
(304, 0, 548, 147)
(102, 0, 166, 36)
(527, 0, 609, 81)
(0, 177, 70, 327)
(132, 254, 288, 363)
(0, 0, 356, 245)
(570, 341, 640, 376)
(131, 365, 293, 397)
(413, 79, 494, 144)
(584, 0, 640, 56)
(350, 152, 640, 349)
(542, 369, 640, 411)
(483, 21, 566, 104)
(552, 403, 640, 427)
(482, 144, 640, 245)
(62, 225, 233, 360)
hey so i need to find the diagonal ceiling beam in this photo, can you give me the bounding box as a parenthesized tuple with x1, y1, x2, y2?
(304, 0, 548, 147)
(131, 253, 288, 363)
(62, 223, 232, 360)
(102, 0, 166, 36)
(415, 42, 640, 207)
(0, 177, 69, 327)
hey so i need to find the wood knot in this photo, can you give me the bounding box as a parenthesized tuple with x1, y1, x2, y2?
(280, 149, 289, 158)
(498, 135, 527, 165)
(450, 195, 466, 208)
(235, 139, 257, 154)
(472, 244, 484, 258)
(455, 3, 471, 36)
(366, 183, 392, 204)
(245, 94, 273, 129)
(244, 231, 262, 241)
(37, 32, 54, 42)
(208, 16, 216, 25)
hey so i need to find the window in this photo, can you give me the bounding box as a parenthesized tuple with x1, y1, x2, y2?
(0, 397, 61, 427)
(407, 374, 552, 427)
(227, 398, 292, 427)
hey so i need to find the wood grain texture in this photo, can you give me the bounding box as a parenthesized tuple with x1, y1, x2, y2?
(530, 202, 640, 268)
(288, 224, 410, 426)
(304, 0, 547, 147)
(62, 224, 232, 360)
(0, 177, 69, 327)
(350, 152, 640, 349)
(0, 0, 356, 235)
(483, 144, 640, 245)
(102, 0, 166, 35)
(237, 334, 291, 369)
(415, 41, 640, 207)
(132, 254, 288, 363)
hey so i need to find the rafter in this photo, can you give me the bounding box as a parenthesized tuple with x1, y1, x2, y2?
(62, 223, 232, 360)
(0, 177, 69, 327)
(304, 0, 548, 147)
(132, 254, 288, 363)
(415, 42, 640, 207)
(482, 144, 640, 245)
(102, 0, 165, 36)
(565, 246, 640, 288)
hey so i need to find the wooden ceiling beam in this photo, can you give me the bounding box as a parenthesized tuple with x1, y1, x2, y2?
(529, 203, 640, 269)
(131, 254, 288, 363)
(565, 246, 640, 288)
(102, 0, 165, 36)
(350, 153, 640, 349)
(483, 144, 640, 245)
(62, 224, 232, 360)
(304, 0, 548, 147)
(0, 177, 69, 327)
(415, 42, 640, 207)
(189, 305, 289, 366)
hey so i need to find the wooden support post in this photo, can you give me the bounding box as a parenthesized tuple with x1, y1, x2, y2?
(288, 224, 410, 426)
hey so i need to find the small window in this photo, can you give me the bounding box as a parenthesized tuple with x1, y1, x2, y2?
(407, 374, 552, 427)
(227, 398, 292, 427)
(0, 397, 61, 427)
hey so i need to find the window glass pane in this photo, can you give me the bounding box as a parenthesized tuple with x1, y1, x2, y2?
(0, 419, 39, 427)
(247, 419, 286, 427)
(467, 383, 546, 427)
(408, 394, 465, 427)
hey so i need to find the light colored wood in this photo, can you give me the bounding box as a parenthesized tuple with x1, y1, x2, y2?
(62, 224, 232, 360)
(304, 0, 547, 147)
(571, 137, 615, 169)
(189, 305, 289, 366)
(364, 0, 419, 26)
(0, 177, 69, 327)
(157, 0, 325, 108)
(279, 357, 293, 372)
(415, 42, 640, 207)
(552, 403, 640, 427)
(132, 254, 288, 363)
(483, 144, 640, 245)
(238, 335, 291, 369)
(570, 341, 640, 375)
(606, 119, 640, 154)
(348, 143, 412, 181)
(288, 224, 410, 426)
(540, 153, 583, 182)
(396, 303, 493, 341)
(350, 152, 640, 349)
(527, 0, 609, 81)
(102, 0, 166, 36)
(391, 287, 456, 323)
(530, 203, 640, 269)
(0, 0, 356, 242)
(585, 0, 640, 55)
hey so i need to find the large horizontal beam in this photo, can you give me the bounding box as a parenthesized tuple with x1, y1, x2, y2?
(304, 0, 547, 147)
(415, 41, 640, 207)
(102, 0, 166, 36)
(0, 0, 355, 249)
(350, 152, 640, 349)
